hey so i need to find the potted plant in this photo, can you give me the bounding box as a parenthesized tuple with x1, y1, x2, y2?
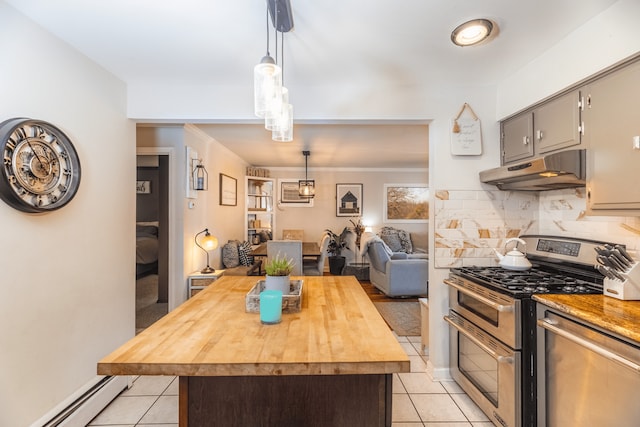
(325, 228, 351, 275)
(264, 253, 295, 294)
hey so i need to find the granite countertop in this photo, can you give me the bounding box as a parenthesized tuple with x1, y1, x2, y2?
(533, 294, 640, 343)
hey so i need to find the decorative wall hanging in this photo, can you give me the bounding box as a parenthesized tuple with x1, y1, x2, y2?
(185, 146, 198, 199)
(450, 103, 482, 156)
(136, 181, 151, 194)
(384, 184, 428, 222)
(278, 179, 313, 207)
(336, 183, 363, 217)
(219, 173, 237, 206)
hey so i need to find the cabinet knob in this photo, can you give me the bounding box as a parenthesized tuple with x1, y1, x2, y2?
(536, 130, 543, 141)
(523, 136, 530, 145)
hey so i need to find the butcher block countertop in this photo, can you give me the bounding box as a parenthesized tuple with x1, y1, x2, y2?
(98, 275, 410, 377)
(533, 294, 640, 343)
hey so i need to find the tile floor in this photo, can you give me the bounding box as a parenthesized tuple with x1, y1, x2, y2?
(89, 334, 493, 427)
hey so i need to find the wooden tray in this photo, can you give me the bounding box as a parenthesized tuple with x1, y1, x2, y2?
(245, 279, 303, 314)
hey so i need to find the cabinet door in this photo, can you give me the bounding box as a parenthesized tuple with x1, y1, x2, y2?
(586, 60, 640, 214)
(502, 113, 533, 164)
(535, 90, 582, 154)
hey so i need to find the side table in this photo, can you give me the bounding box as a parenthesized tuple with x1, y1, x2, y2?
(342, 262, 370, 281)
(188, 270, 225, 298)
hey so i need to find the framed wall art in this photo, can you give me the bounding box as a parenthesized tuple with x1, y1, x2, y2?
(136, 180, 151, 194)
(336, 183, 363, 217)
(219, 173, 237, 206)
(384, 184, 428, 222)
(278, 179, 314, 207)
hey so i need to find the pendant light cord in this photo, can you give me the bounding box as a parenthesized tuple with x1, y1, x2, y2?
(265, 5, 270, 56)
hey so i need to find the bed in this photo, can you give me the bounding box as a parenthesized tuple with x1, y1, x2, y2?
(136, 221, 159, 278)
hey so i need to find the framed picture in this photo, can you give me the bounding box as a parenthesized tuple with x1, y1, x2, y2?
(278, 179, 313, 207)
(219, 173, 237, 206)
(336, 183, 363, 217)
(136, 180, 151, 194)
(384, 184, 429, 222)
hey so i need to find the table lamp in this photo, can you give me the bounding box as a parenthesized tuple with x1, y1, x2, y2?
(195, 228, 219, 273)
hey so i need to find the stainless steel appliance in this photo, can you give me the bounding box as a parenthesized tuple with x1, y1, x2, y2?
(537, 308, 640, 427)
(445, 235, 613, 427)
(479, 149, 585, 191)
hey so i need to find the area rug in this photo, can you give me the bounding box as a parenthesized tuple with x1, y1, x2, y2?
(373, 301, 421, 336)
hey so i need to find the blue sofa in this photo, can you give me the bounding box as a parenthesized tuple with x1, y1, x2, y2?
(363, 237, 428, 297)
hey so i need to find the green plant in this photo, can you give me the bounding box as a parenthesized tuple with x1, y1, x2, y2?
(264, 253, 295, 276)
(325, 227, 351, 257)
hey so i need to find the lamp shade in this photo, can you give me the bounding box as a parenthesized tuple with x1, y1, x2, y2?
(272, 103, 293, 142)
(254, 56, 282, 118)
(195, 228, 218, 273)
(298, 180, 315, 198)
(265, 87, 289, 131)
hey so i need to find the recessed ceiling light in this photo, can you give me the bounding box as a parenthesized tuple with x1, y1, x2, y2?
(451, 19, 495, 47)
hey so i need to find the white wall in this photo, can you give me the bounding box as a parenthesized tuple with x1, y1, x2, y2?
(0, 3, 134, 426)
(497, 0, 640, 118)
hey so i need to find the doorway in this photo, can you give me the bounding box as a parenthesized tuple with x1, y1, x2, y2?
(135, 154, 169, 333)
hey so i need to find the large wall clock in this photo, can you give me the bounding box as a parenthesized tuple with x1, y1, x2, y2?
(0, 118, 81, 213)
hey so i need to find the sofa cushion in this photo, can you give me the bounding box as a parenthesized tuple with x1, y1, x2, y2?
(380, 226, 414, 253)
(238, 241, 254, 266)
(222, 240, 240, 268)
(380, 233, 403, 252)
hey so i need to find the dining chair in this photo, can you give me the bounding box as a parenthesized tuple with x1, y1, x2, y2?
(282, 229, 304, 240)
(303, 234, 330, 276)
(267, 240, 303, 276)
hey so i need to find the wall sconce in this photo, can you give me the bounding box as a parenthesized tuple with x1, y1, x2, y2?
(298, 150, 315, 199)
(193, 159, 209, 191)
(195, 228, 218, 273)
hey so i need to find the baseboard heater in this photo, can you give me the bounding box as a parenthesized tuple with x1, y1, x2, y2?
(35, 375, 128, 427)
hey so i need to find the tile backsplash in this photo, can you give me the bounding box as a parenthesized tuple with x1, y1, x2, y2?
(434, 188, 640, 269)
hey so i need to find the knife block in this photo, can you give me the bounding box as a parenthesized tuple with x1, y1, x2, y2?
(603, 262, 640, 300)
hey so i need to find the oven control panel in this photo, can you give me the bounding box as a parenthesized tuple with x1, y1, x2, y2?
(536, 239, 580, 257)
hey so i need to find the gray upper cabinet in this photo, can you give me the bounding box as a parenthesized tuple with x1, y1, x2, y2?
(534, 90, 582, 154)
(501, 90, 582, 165)
(585, 59, 640, 215)
(501, 112, 533, 163)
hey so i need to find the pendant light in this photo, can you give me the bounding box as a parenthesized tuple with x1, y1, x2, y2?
(254, 4, 282, 118)
(298, 150, 315, 198)
(271, 19, 293, 141)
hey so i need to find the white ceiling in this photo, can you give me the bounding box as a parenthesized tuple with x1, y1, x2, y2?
(6, 0, 618, 168)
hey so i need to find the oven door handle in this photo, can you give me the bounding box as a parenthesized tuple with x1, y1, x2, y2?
(538, 318, 640, 374)
(444, 315, 514, 364)
(444, 279, 514, 312)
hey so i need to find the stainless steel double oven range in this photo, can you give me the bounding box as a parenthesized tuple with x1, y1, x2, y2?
(444, 235, 610, 427)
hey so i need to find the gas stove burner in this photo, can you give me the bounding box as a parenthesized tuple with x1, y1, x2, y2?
(453, 265, 603, 296)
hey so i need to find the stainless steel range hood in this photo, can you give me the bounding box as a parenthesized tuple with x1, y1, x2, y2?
(479, 149, 586, 191)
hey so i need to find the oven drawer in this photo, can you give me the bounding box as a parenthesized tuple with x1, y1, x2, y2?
(446, 276, 521, 349)
(446, 310, 521, 427)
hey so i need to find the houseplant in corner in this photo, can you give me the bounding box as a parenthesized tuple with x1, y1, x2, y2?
(325, 228, 351, 275)
(264, 253, 294, 294)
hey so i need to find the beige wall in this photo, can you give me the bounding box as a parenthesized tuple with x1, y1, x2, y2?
(268, 168, 428, 246)
(0, 3, 134, 425)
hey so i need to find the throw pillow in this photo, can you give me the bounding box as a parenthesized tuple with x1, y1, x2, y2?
(380, 233, 403, 252)
(238, 241, 254, 266)
(222, 240, 240, 268)
(397, 229, 413, 254)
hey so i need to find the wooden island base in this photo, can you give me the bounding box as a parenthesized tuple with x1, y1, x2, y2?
(180, 374, 392, 426)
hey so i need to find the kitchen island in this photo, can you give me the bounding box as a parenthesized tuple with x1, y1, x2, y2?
(98, 275, 410, 426)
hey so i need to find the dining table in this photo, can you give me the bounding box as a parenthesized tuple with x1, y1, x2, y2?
(250, 241, 321, 257)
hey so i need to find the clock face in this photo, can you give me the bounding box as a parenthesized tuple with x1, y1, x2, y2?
(0, 118, 81, 213)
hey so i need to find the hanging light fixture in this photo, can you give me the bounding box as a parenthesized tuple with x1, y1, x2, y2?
(298, 150, 315, 199)
(271, 25, 293, 141)
(254, 3, 282, 118)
